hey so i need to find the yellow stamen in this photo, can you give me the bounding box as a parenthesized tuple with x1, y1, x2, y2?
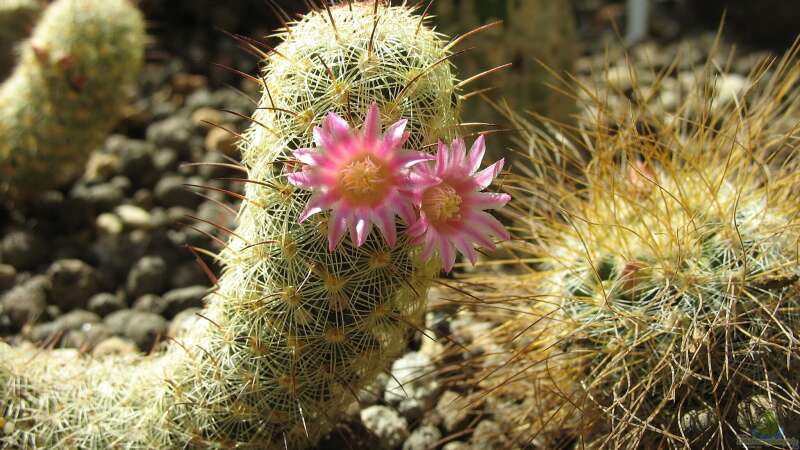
(422, 184, 462, 224)
(338, 155, 389, 204)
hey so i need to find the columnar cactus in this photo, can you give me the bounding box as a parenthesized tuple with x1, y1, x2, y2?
(0, 0, 145, 200)
(457, 47, 800, 448)
(0, 0, 42, 80)
(0, 3, 511, 448)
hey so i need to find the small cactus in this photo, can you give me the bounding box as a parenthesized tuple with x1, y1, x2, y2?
(0, 3, 511, 448)
(457, 45, 800, 448)
(0, 0, 145, 201)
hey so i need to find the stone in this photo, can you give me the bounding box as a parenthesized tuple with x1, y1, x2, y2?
(191, 107, 224, 129)
(70, 182, 125, 212)
(93, 336, 138, 357)
(104, 308, 136, 335)
(87, 293, 126, 317)
(154, 175, 201, 208)
(470, 420, 510, 450)
(115, 204, 154, 230)
(205, 126, 240, 157)
(84, 152, 120, 182)
(1, 230, 49, 271)
(402, 424, 442, 450)
(168, 307, 202, 338)
(46, 259, 100, 311)
(27, 310, 101, 343)
(123, 311, 168, 352)
(109, 136, 159, 189)
(0, 264, 16, 292)
(161, 285, 207, 318)
(442, 442, 470, 450)
(146, 116, 194, 156)
(96, 213, 124, 235)
(436, 390, 472, 433)
(63, 322, 112, 351)
(0, 275, 49, 330)
(126, 256, 169, 299)
(360, 406, 409, 450)
(385, 352, 440, 416)
(152, 148, 179, 173)
(132, 294, 165, 315)
(171, 261, 208, 289)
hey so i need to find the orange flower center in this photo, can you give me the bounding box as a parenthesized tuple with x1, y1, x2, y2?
(338, 155, 390, 204)
(422, 184, 462, 224)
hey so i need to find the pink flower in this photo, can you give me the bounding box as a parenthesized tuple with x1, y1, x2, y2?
(408, 136, 510, 272)
(287, 103, 432, 251)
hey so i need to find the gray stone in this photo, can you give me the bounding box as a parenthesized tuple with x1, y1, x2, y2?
(46, 259, 100, 311)
(154, 175, 201, 208)
(442, 442, 470, 450)
(470, 420, 509, 450)
(132, 294, 165, 315)
(63, 322, 112, 350)
(87, 293, 126, 317)
(115, 204, 153, 230)
(93, 336, 138, 357)
(0, 275, 49, 330)
(27, 309, 101, 343)
(360, 405, 409, 450)
(70, 182, 124, 212)
(171, 261, 208, 289)
(96, 213, 124, 235)
(168, 307, 202, 338)
(126, 256, 169, 299)
(1, 230, 49, 271)
(104, 309, 136, 336)
(146, 116, 194, 155)
(109, 136, 159, 188)
(385, 352, 440, 415)
(436, 391, 471, 433)
(123, 311, 168, 352)
(402, 424, 442, 450)
(161, 285, 207, 318)
(0, 264, 16, 292)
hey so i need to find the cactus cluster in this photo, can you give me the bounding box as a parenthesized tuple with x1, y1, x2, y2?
(0, 0, 145, 201)
(1, 2, 475, 448)
(457, 46, 800, 448)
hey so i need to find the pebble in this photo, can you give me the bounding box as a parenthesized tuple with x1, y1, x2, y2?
(87, 293, 127, 317)
(385, 352, 440, 420)
(205, 126, 240, 157)
(96, 213, 124, 235)
(27, 310, 101, 343)
(436, 391, 471, 433)
(470, 420, 509, 450)
(154, 175, 202, 208)
(442, 442, 470, 450)
(171, 261, 208, 289)
(0, 275, 49, 330)
(1, 230, 49, 271)
(167, 307, 202, 338)
(0, 264, 16, 292)
(133, 294, 166, 315)
(161, 285, 207, 319)
(63, 322, 112, 351)
(190, 107, 224, 129)
(115, 204, 154, 230)
(126, 256, 169, 299)
(104, 309, 136, 336)
(402, 424, 442, 450)
(110, 136, 159, 189)
(123, 311, 168, 352)
(146, 116, 194, 156)
(46, 259, 100, 311)
(84, 152, 120, 182)
(70, 182, 125, 212)
(92, 336, 138, 357)
(360, 405, 409, 450)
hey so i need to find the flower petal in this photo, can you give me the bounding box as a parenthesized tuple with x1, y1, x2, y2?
(299, 193, 335, 222)
(362, 102, 381, 141)
(466, 135, 486, 174)
(435, 140, 448, 175)
(453, 235, 478, 266)
(286, 170, 315, 188)
(471, 210, 510, 240)
(374, 208, 397, 248)
(350, 208, 372, 247)
(474, 158, 505, 190)
(293, 149, 321, 166)
(380, 118, 409, 152)
(439, 236, 457, 273)
(327, 207, 348, 251)
(323, 112, 350, 138)
(469, 192, 511, 210)
(450, 138, 466, 169)
(396, 150, 434, 168)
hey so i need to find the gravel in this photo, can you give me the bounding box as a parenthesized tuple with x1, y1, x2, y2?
(360, 406, 410, 450)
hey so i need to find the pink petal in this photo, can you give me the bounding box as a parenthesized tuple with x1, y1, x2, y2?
(397, 199, 417, 225)
(396, 151, 434, 168)
(471, 211, 509, 240)
(327, 207, 348, 251)
(462, 226, 497, 251)
(469, 192, 511, 210)
(466, 135, 486, 174)
(450, 138, 466, 169)
(374, 208, 397, 248)
(299, 193, 335, 222)
(350, 209, 372, 247)
(362, 102, 381, 141)
(420, 232, 437, 260)
(407, 215, 428, 237)
(293, 149, 321, 166)
(435, 141, 448, 175)
(324, 112, 350, 138)
(380, 119, 409, 153)
(286, 170, 315, 188)
(474, 158, 505, 190)
(439, 236, 457, 273)
(453, 235, 478, 266)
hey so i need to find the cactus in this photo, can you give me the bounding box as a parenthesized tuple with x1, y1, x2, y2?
(0, 0, 145, 201)
(0, 0, 42, 80)
(1, 2, 472, 448)
(456, 45, 800, 448)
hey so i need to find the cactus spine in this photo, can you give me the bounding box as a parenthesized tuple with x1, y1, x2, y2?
(2, 2, 462, 448)
(458, 48, 800, 448)
(0, 0, 145, 200)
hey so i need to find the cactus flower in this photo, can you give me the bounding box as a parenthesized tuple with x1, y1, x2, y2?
(288, 102, 433, 250)
(409, 135, 510, 272)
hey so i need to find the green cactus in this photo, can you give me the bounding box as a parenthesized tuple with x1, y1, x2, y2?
(0, 0, 42, 80)
(2, 2, 463, 448)
(0, 0, 145, 201)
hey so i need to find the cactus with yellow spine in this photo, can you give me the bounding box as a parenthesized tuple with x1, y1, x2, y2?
(0, 0, 145, 201)
(455, 46, 800, 448)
